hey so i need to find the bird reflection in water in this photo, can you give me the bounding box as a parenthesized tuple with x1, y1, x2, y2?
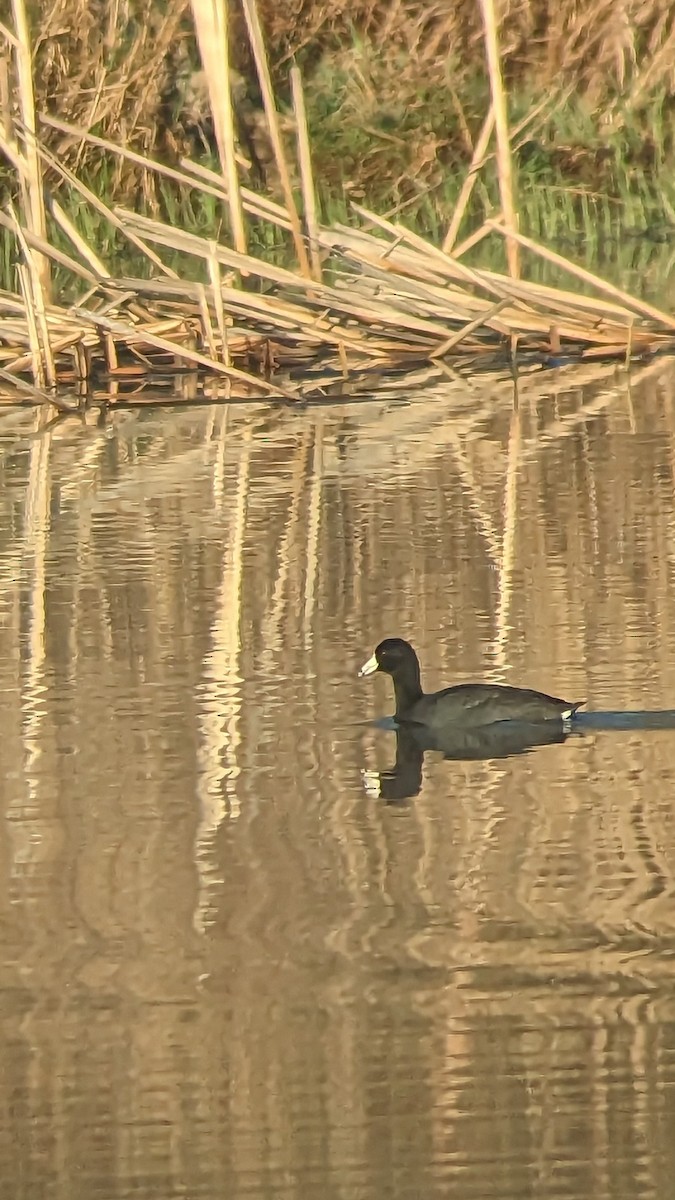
(362, 720, 576, 802)
(362, 709, 675, 801)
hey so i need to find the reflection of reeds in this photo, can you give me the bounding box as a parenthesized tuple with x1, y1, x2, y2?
(494, 400, 522, 677)
(193, 423, 251, 929)
(3, 365, 675, 1192)
(1, 0, 673, 404)
(22, 410, 51, 812)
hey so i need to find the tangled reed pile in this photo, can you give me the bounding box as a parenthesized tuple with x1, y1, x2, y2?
(1, 0, 674, 406)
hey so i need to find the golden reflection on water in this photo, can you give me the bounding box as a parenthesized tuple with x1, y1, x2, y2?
(1, 361, 675, 1197)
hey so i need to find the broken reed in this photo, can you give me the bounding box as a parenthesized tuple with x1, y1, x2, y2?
(1, 0, 675, 408)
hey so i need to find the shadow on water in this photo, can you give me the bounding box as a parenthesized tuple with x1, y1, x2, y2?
(363, 710, 675, 801)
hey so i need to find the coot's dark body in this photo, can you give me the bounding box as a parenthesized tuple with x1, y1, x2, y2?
(359, 638, 583, 729)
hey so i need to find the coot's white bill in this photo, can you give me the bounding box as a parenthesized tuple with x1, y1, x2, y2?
(358, 653, 379, 677)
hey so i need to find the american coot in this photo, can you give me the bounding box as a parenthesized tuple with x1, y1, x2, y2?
(358, 637, 584, 729)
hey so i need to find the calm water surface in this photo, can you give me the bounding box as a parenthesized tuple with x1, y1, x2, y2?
(2, 360, 675, 1199)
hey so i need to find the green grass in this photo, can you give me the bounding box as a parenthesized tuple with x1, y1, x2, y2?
(3, 60, 675, 304)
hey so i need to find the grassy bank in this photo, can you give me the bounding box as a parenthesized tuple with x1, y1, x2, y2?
(23, 0, 675, 242)
(297, 45, 673, 245)
(1, 0, 675, 404)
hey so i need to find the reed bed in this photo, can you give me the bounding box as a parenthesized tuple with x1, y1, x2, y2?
(1, 0, 674, 407)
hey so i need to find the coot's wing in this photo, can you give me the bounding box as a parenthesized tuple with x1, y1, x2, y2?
(402, 683, 583, 727)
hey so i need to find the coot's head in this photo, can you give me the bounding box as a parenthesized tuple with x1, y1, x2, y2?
(358, 638, 418, 678)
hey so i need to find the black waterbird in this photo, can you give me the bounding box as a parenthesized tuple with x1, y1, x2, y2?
(358, 638, 584, 729)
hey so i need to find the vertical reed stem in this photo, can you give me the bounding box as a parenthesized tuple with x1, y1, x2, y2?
(478, 0, 519, 278)
(191, 0, 247, 254)
(443, 104, 495, 254)
(241, 0, 312, 278)
(291, 65, 322, 283)
(11, 0, 51, 300)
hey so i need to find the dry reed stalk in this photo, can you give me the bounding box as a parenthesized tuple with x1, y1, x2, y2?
(9, 206, 56, 386)
(0, 208, 99, 287)
(0, 21, 18, 49)
(49, 199, 109, 279)
(42, 113, 232, 200)
(17, 264, 44, 387)
(17, 0, 675, 166)
(29, 278, 56, 389)
(324, 230, 611, 349)
(197, 285, 218, 359)
(290, 65, 322, 284)
(344, 210, 666, 336)
(111, 258, 399, 357)
(347, 205, 521, 301)
(442, 90, 570, 260)
(443, 104, 495, 254)
(190, 0, 247, 255)
(430, 299, 512, 359)
(241, 0, 311, 278)
(181, 157, 293, 229)
(476, 264, 644, 326)
(115, 209, 455, 344)
(478, 0, 519, 279)
(36, 139, 179, 278)
(0, 123, 23, 176)
(10, 0, 50, 301)
(73, 308, 300, 399)
(2, 324, 85, 370)
(103, 331, 118, 374)
(207, 251, 231, 366)
(486, 221, 675, 331)
(41, 112, 294, 235)
(453, 216, 505, 259)
(0, 364, 70, 407)
(0, 10, 672, 403)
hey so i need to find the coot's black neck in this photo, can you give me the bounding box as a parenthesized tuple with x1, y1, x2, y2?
(391, 662, 423, 717)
